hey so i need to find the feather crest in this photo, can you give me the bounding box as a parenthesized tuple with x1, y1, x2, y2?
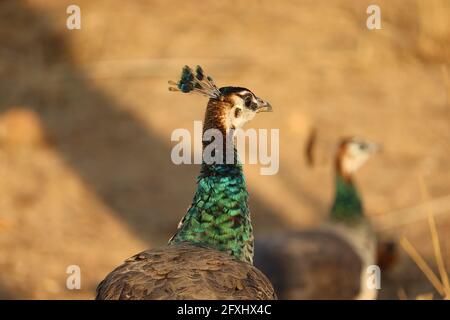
(169, 65, 221, 99)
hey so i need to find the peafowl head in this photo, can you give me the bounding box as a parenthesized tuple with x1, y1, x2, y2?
(336, 137, 380, 179)
(169, 65, 272, 133)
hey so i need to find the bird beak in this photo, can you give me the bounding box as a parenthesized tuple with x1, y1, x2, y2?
(255, 97, 273, 113)
(368, 142, 382, 154)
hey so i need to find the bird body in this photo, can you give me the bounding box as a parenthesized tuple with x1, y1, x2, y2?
(96, 66, 275, 300)
(255, 199, 376, 300)
(255, 137, 380, 300)
(320, 218, 377, 299)
(96, 243, 275, 300)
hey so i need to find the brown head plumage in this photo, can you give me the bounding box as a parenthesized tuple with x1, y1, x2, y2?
(335, 137, 381, 180)
(169, 65, 272, 134)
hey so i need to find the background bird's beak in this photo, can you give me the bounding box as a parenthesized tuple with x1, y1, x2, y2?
(255, 97, 273, 113)
(368, 142, 382, 154)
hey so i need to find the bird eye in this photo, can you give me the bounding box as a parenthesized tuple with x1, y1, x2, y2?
(244, 96, 252, 108)
(234, 108, 242, 118)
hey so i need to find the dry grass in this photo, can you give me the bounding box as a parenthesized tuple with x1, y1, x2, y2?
(399, 176, 450, 299)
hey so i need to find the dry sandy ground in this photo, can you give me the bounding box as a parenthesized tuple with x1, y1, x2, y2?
(0, 0, 449, 299)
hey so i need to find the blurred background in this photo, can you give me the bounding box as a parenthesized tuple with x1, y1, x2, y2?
(0, 0, 449, 299)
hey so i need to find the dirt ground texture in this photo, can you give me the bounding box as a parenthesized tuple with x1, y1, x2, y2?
(0, 0, 449, 299)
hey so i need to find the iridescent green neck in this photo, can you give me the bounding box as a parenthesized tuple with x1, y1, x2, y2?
(330, 173, 364, 223)
(169, 161, 254, 264)
(169, 102, 254, 264)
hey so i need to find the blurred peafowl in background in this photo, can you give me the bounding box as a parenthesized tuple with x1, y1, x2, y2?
(255, 137, 382, 300)
(96, 65, 276, 300)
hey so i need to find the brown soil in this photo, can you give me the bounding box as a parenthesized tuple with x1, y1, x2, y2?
(0, 0, 448, 299)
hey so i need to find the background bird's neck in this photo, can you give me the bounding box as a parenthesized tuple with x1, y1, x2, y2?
(330, 172, 364, 223)
(169, 99, 254, 264)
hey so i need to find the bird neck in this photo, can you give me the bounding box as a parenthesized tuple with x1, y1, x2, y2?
(201, 98, 237, 162)
(330, 172, 364, 223)
(169, 99, 254, 264)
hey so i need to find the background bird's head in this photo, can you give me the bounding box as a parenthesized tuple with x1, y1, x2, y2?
(169, 65, 272, 133)
(336, 137, 381, 178)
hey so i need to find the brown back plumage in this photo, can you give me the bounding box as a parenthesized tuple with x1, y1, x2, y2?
(96, 243, 276, 300)
(254, 230, 362, 299)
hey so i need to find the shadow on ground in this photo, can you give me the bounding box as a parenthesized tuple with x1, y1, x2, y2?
(0, 1, 289, 297)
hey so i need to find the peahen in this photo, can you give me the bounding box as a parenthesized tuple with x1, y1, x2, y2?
(255, 137, 381, 300)
(96, 65, 276, 300)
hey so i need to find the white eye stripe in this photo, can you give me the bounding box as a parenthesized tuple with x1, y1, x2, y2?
(237, 90, 251, 96)
(236, 91, 255, 101)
